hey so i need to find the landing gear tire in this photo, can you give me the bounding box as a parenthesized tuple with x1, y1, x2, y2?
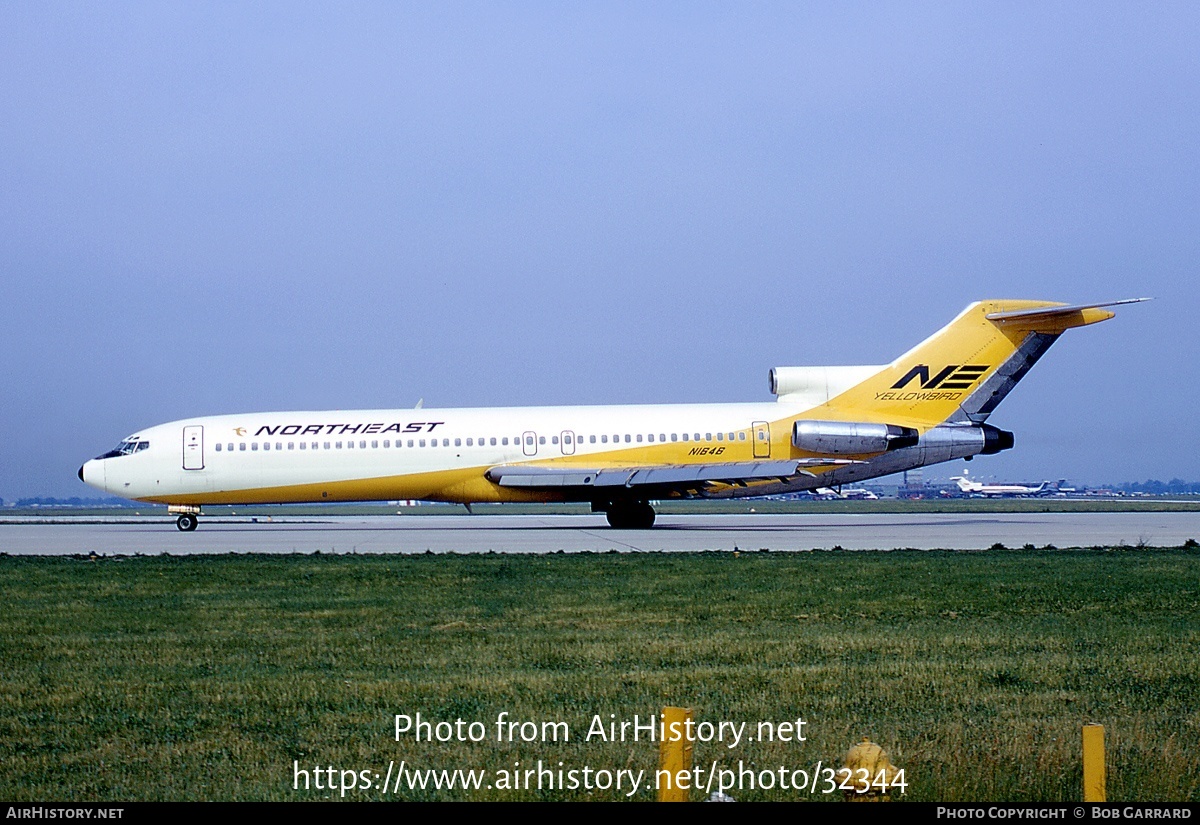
(605, 501, 656, 529)
(176, 514, 198, 532)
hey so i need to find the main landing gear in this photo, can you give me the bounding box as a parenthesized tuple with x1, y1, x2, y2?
(170, 506, 201, 532)
(599, 500, 656, 529)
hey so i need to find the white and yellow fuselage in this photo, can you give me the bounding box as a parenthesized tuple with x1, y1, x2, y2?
(79, 299, 1142, 527)
(83, 401, 806, 505)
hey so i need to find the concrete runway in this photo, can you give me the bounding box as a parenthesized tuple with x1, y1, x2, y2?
(2, 512, 1199, 554)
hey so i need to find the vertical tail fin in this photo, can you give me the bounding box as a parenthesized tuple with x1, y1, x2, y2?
(813, 299, 1144, 428)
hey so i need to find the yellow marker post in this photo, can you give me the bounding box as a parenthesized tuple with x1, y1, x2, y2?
(658, 707, 694, 802)
(1083, 724, 1105, 802)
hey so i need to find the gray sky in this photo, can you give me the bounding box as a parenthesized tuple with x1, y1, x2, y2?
(2, 2, 1197, 499)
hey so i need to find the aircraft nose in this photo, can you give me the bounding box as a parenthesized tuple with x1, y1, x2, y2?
(79, 459, 105, 492)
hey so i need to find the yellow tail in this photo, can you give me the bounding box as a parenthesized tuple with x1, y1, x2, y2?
(812, 299, 1141, 429)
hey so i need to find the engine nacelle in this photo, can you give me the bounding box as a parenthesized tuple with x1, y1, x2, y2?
(980, 424, 1015, 455)
(792, 419, 920, 455)
(769, 365, 884, 407)
(917, 423, 1015, 463)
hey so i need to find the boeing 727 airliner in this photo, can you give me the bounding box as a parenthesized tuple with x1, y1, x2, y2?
(951, 473, 1057, 497)
(78, 299, 1144, 531)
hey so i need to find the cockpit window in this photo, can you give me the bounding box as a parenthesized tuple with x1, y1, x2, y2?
(97, 439, 149, 459)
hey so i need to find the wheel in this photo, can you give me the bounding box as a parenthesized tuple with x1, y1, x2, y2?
(605, 501, 656, 529)
(176, 514, 198, 532)
(632, 501, 656, 529)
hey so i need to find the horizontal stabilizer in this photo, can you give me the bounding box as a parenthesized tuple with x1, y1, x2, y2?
(985, 298, 1149, 324)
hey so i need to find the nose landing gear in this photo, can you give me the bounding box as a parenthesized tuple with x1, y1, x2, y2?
(169, 505, 202, 532)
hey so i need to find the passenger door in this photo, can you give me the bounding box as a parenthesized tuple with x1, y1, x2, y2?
(752, 421, 771, 459)
(182, 425, 205, 470)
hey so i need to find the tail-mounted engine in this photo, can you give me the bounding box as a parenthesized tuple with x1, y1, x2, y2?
(791, 419, 1013, 458)
(792, 420, 919, 455)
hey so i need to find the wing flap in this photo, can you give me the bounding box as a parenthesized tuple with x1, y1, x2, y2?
(485, 459, 860, 490)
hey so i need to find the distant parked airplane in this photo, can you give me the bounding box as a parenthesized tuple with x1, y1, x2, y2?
(950, 474, 1061, 497)
(815, 487, 879, 500)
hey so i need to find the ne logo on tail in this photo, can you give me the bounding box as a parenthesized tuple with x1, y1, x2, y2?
(892, 364, 989, 391)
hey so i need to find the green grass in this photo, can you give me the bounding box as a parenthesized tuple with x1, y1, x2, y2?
(1, 548, 1198, 801)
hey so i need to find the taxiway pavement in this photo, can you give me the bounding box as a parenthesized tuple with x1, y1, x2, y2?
(2, 512, 1198, 555)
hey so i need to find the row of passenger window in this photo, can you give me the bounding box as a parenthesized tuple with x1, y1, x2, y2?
(212, 430, 751, 453)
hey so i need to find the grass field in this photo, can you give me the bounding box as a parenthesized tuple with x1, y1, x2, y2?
(1, 547, 1197, 801)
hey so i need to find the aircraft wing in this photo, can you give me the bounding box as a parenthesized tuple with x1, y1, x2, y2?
(485, 459, 859, 491)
